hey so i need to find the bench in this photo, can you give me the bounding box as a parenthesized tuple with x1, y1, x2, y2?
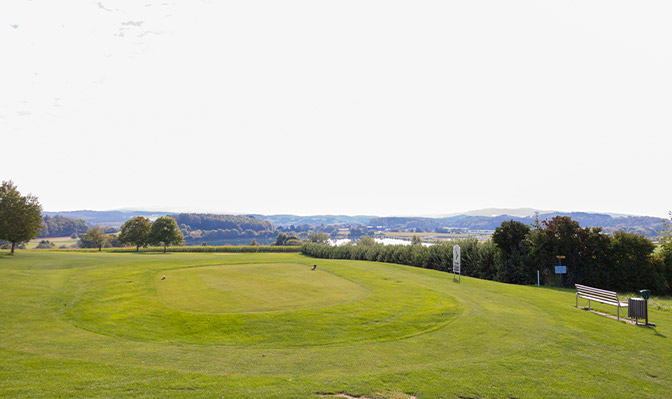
(575, 284, 628, 320)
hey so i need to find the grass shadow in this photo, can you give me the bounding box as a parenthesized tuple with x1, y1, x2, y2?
(653, 329, 667, 338)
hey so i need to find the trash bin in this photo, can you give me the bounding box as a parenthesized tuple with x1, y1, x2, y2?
(630, 289, 654, 326)
(628, 297, 646, 323)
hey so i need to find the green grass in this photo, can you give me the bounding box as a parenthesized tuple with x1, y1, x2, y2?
(25, 236, 78, 249)
(0, 250, 671, 398)
(157, 263, 369, 313)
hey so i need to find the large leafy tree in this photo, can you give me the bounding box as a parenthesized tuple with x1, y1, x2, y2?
(610, 231, 659, 292)
(307, 232, 330, 245)
(492, 220, 531, 284)
(659, 211, 672, 248)
(118, 216, 151, 251)
(149, 216, 184, 253)
(357, 236, 376, 247)
(79, 225, 109, 251)
(0, 181, 43, 254)
(273, 232, 300, 246)
(661, 211, 672, 294)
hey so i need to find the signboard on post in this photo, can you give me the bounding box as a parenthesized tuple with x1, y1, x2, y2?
(453, 245, 461, 282)
(555, 255, 566, 285)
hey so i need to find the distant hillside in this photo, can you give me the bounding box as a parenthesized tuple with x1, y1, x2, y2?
(370, 212, 666, 239)
(173, 213, 273, 232)
(441, 208, 554, 218)
(42, 210, 175, 227)
(253, 214, 373, 227)
(41, 209, 667, 240)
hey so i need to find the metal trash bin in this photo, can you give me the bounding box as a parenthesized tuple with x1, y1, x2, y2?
(628, 297, 648, 325)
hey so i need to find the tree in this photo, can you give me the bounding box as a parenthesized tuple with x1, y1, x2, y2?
(0, 181, 43, 254)
(357, 236, 376, 246)
(528, 216, 583, 287)
(411, 235, 423, 246)
(273, 232, 299, 246)
(118, 216, 151, 251)
(308, 232, 330, 245)
(79, 225, 109, 251)
(659, 211, 672, 294)
(35, 240, 56, 249)
(610, 231, 660, 292)
(492, 220, 532, 284)
(658, 211, 672, 248)
(285, 238, 303, 246)
(149, 216, 184, 253)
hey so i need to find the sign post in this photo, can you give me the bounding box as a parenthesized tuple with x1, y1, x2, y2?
(453, 245, 461, 282)
(555, 255, 566, 286)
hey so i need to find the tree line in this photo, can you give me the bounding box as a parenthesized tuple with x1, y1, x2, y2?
(77, 216, 184, 253)
(302, 215, 672, 295)
(368, 213, 665, 238)
(174, 213, 273, 232)
(39, 215, 88, 238)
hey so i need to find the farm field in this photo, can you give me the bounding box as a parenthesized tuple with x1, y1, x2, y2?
(25, 236, 79, 249)
(0, 251, 670, 398)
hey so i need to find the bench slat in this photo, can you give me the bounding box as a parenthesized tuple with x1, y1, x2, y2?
(577, 292, 620, 302)
(576, 284, 619, 297)
(575, 284, 629, 320)
(576, 283, 615, 293)
(576, 294, 626, 307)
(576, 286, 620, 300)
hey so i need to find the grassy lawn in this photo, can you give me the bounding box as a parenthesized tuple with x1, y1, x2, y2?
(26, 236, 79, 249)
(0, 250, 670, 398)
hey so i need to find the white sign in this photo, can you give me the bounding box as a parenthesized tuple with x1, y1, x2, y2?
(453, 245, 461, 273)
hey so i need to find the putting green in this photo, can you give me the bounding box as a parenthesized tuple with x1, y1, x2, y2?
(60, 259, 460, 347)
(156, 263, 368, 313)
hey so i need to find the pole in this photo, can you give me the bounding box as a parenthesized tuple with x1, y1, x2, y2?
(537, 270, 540, 287)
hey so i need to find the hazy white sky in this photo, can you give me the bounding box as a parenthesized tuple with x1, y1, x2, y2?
(1, 0, 670, 217)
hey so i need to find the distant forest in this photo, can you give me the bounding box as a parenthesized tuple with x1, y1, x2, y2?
(174, 213, 276, 245)
(369, 212, 666, 239)
(39, 215, 88, 238)
(173, 213, 273, 232)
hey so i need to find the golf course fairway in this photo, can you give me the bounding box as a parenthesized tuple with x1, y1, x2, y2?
(0, 251, 670, 398)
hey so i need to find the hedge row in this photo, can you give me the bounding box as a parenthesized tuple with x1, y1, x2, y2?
(47, 245, 302, 253)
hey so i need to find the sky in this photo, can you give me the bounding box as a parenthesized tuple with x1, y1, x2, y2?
(1, 0, 670, 218)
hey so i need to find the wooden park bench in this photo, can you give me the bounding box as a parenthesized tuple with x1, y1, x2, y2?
(575, 284, 628, 320)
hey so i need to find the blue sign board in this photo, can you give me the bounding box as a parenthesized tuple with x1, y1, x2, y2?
(555, 266, 567, 274)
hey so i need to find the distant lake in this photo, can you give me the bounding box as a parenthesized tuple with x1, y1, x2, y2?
(330, 238, 433, 247)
